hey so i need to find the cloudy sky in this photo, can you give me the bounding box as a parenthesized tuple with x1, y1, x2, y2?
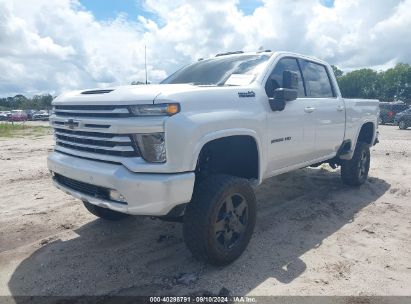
(0, 0, 410, 97)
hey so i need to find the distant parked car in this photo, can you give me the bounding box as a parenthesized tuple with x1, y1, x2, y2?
(394, 107, 411, 129)
(379, 101, 408, 124)
(32, 111, 50, 121)
(0, 111, 10, 121)
(9, 110, 28, 122)
(26, 110, 37, 121)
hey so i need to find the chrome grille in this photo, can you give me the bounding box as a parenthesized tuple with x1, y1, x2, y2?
(54, 105, 131, 118)
(54, 128, 139, 157)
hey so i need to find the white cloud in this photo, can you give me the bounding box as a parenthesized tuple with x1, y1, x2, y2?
(0, 0, 410, 96)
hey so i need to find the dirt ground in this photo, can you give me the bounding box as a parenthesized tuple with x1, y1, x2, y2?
(0, 125, 410, 297)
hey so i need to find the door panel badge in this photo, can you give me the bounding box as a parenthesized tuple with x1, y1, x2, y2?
(238, 91, 256, 98)
(271, 136, 292, 144)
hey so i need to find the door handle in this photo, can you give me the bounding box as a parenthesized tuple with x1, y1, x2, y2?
(304, 106, 316, 113)
(337, 105, 344, 112)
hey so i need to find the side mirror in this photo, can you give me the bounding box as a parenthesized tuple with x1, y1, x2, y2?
(269, 89, 298, 111)
(269, 71, 299, 111)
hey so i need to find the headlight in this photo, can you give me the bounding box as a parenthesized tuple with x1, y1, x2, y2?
(133, 133, 166, 163)
(129, 103, 180, 116)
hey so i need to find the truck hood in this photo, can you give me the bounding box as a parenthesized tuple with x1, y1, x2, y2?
(53, 84, 211, 106)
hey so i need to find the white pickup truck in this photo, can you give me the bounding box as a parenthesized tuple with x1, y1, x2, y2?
(48, 51, 379, 265)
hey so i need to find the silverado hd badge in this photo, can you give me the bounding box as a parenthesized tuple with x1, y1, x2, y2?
(271, 136, 292, 144)
(238, 91, 256, 98)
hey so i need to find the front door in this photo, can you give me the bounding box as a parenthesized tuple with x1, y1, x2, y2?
(266, 57, 317, 173)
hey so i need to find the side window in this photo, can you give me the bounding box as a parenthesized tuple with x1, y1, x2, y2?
(265, 58, 305, 98)
(300, 61, 334, 98)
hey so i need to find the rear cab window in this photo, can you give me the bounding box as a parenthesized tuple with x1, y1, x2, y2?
(300, 60, 335, 98)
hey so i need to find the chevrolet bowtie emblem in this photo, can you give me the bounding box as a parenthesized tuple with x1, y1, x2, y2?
(64, 119, 79, 129)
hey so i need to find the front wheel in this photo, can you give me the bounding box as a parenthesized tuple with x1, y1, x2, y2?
(183, 175, 256, 265)
(399, 120, 408, 130)
(341, 142, 370, 186)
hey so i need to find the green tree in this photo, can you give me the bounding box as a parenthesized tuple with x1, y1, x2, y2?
(332, 65, 343, 77)
(12, 95, 29, 109)
(337, 69, 380, 99)
(0, 94, 54, 110)
(379, 63, 411, 103)
(39, 94, 53, 110)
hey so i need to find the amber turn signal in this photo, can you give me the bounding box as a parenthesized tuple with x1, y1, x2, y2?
(166, 104, 180, 115)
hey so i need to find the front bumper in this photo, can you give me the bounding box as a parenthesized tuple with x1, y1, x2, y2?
(47, 152, 195, 216)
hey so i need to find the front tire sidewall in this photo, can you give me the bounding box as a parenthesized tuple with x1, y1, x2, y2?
(183, 175, 256, 265)
(206, 184, 256, 264)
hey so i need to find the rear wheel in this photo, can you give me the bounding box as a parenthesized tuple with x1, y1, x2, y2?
(341, 142, 370, 186)
(399, 120, 408, 130)
(83, 201, 130, 221)
(183, 175, 256, 265)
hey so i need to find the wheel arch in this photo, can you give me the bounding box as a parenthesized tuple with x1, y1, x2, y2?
(350, 121, 376, 153)
(191, 129, 263, 183)
(356, 121, 375, 146)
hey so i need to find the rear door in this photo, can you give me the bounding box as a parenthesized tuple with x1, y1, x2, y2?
(299, 60, 345, 158)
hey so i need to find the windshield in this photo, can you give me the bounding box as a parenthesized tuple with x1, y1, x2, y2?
(161, 54, 270, 86)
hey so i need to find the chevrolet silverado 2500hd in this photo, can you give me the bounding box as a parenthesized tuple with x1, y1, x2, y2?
(48, 51, 379, 265)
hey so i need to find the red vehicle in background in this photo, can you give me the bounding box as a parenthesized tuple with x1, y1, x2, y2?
(9, 110, 28, 122)
(379, 101, 408, 124)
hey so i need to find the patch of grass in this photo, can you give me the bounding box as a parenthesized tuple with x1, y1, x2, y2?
(0, 123, 51, 138)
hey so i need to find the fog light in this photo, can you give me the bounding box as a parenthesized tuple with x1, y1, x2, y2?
(109, 190, 127, 203)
